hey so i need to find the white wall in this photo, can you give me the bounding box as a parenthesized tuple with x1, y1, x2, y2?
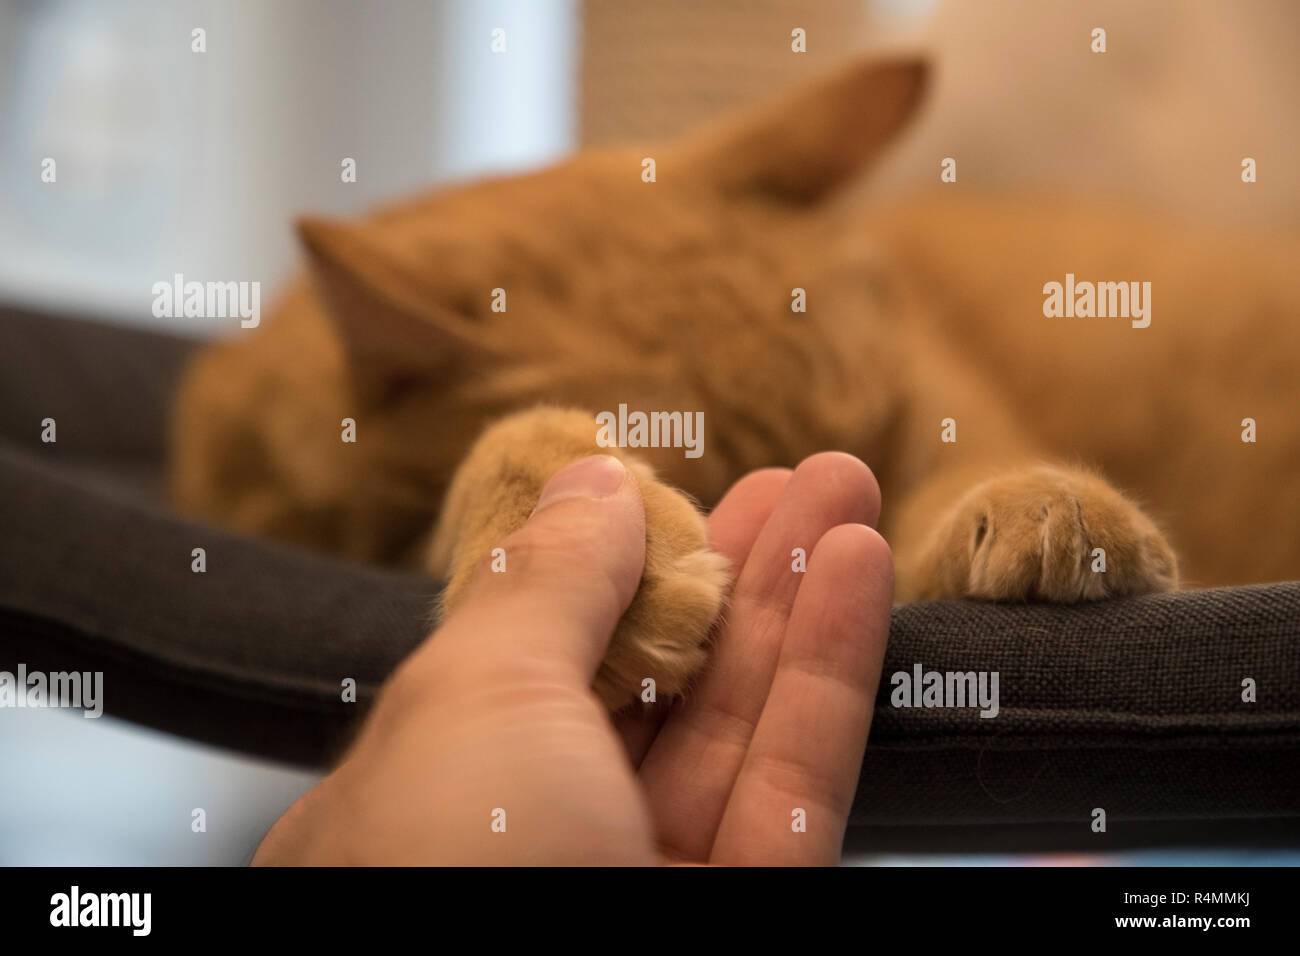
(0, 0, 576, 333)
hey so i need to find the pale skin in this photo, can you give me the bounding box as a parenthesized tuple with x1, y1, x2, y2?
(253, 451, 892, 865)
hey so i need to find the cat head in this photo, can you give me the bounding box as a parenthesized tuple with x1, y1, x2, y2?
(298, 56, 927, 500)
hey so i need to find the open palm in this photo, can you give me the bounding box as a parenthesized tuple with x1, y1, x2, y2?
(254, 453, 891, 866)
(623, 453, 892, 864)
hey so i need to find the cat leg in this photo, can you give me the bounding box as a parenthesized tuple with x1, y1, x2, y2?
(891, 461, 1178, 602)
(426, 406, 730, 710)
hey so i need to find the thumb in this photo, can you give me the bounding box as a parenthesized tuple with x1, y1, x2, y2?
(440, 455, 647, 682)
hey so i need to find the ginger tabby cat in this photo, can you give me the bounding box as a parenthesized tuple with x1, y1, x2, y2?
(170, 57, 1300, 709)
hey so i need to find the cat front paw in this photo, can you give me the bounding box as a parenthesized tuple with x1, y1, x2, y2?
(434, 459, 730, 711)
(592, 471, 730, 710)
(918, 465, 1177, 602)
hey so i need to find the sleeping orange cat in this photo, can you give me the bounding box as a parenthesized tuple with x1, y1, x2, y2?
(170, 57, 1300, 710)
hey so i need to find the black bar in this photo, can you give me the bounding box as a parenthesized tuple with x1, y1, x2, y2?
(1, 865, 1285, 943)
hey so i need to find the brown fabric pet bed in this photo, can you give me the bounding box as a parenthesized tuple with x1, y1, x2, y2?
(1, 304, 1297, 851)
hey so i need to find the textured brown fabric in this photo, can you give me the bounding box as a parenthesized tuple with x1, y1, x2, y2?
(857, 592, 1300, 825)
(0, 443, 440, 764)
(1, 306, 1298, 829)
(0, 306, 192, 461)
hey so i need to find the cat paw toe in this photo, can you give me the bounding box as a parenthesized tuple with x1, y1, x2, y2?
(927, 466, 1177, 602)
(592, 486, 731, 709)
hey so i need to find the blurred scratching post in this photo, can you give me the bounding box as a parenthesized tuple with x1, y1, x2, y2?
(579, 0, 871, 147)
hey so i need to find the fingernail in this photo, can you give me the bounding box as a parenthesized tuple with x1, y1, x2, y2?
(534, 455, 627, 512)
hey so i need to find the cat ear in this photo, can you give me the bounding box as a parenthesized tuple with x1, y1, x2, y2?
(675, 56, 928, 204)
(296, 216, 495, 377)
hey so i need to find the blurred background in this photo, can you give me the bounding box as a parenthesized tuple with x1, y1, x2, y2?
(2, 0, 1297, 865)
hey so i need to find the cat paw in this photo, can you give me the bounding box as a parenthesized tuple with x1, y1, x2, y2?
(591, 472, 730, 710)
(434, 461, 730, 711)
(918, 465, 1177, 602)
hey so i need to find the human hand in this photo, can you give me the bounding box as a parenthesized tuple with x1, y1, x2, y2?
(253, 452, 892, 865)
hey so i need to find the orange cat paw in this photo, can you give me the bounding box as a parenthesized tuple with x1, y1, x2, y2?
(917, 466, 1177, 602)
(433, 460, 730, 711)
(590, 476, 730, 710)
